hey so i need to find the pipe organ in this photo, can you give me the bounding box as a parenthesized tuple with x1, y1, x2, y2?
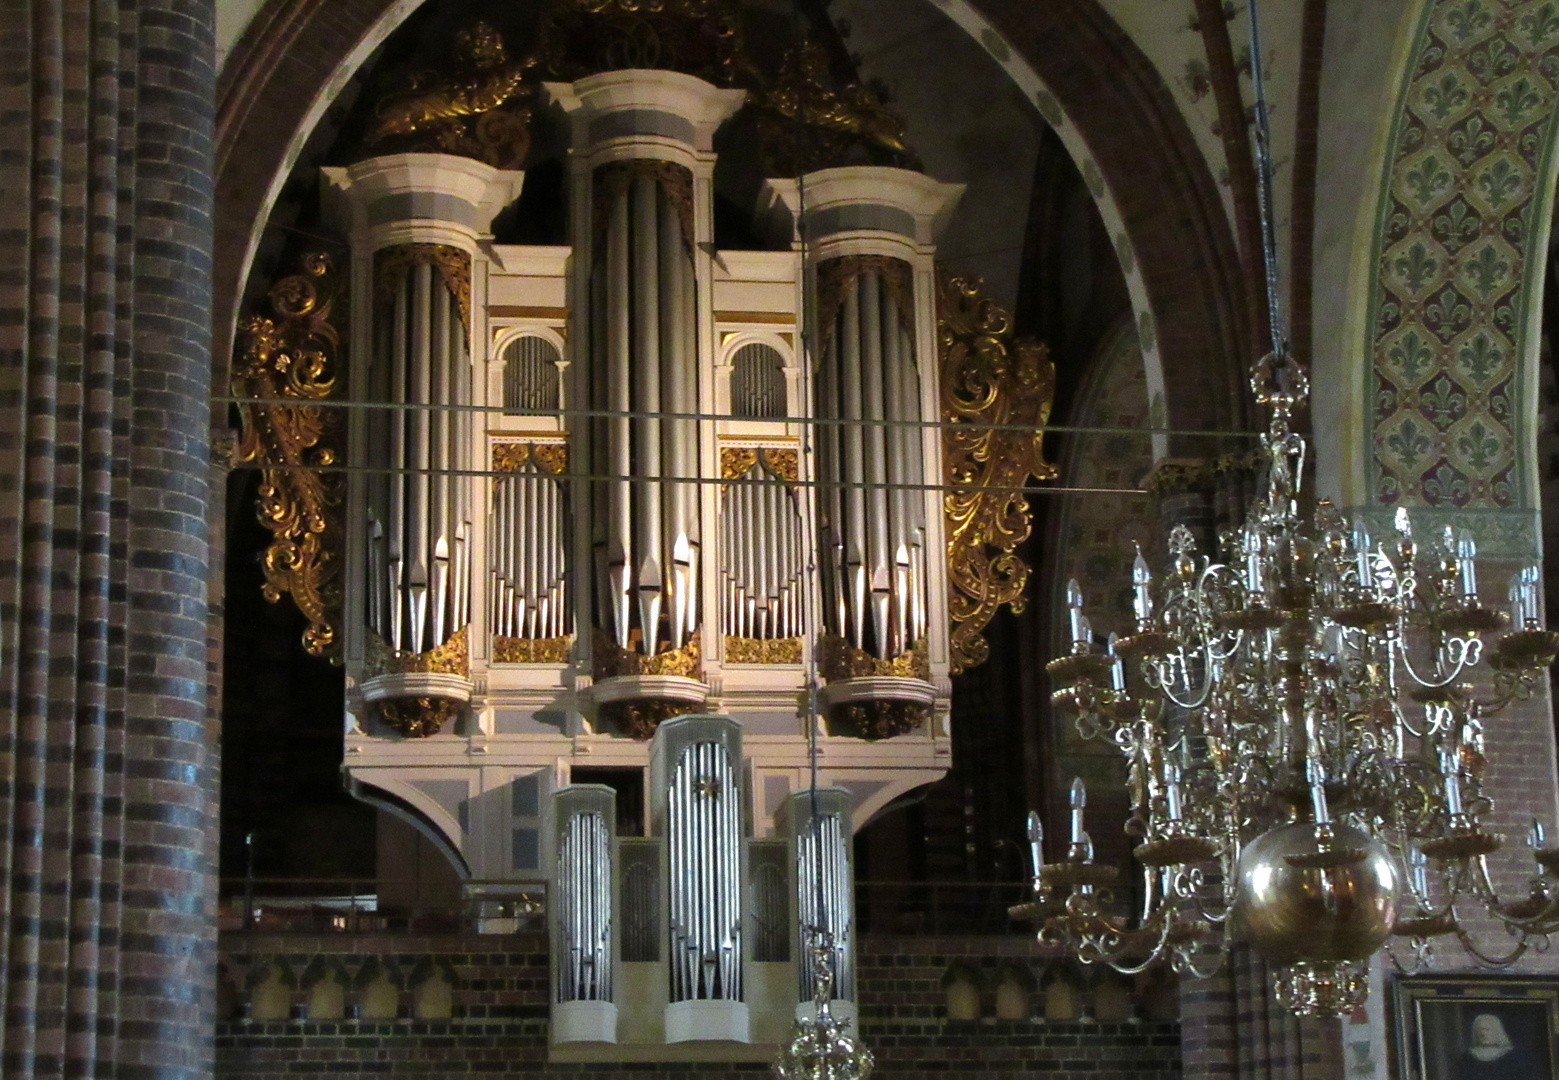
(321, 65, 970, 1051)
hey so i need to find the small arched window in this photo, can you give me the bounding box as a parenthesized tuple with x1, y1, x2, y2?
(503, 335, 562, 414)
(730, 342, 786, 418)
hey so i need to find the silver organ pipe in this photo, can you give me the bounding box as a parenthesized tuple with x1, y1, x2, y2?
(655, 716, 743, 1003)
(817, 261, 926, 659)
(790, 788, 855, 1006)
(491, 461, 569, 641)
(720, 465, 804, 641)
(503, 336, 562, 414)
(554, 786, 615, 1004)
(368, 252, 472, 655)
(592, 171, 702, 657)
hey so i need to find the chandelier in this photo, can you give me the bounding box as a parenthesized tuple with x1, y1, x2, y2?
(774, 929, 875, 1080)
(1024, 1, 1559, 1018)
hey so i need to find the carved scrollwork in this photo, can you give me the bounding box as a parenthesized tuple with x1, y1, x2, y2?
(719, 446, 797, 488)
(539, 0, 754, 89)
(376, 244, 472, 332)
(939, 273, 1059, 674)
(493, 442, 569, 474)
(493, 635, 573, 664)
(375, 245, 472, 336)
(748, 39, 920, 176)
(817, 633, 929, 681)
(725, 635, 802, 664)
(816, 255, 914, 358)
(364, 625, 471, 679)
(592, 160, 696, 257)
(592, 628, 702, 678)
(233, 252, 346, 659)
(720, 446, 759, 481)
(362, 22, 534, 169)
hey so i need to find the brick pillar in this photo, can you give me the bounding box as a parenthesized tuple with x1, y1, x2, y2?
(0, 1, 216, 1076)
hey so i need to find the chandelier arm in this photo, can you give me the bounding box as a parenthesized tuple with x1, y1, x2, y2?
(1391, 633, 1475, 690)
(1173, 936, 1233, 981)
(1453, 924, 1532, 968)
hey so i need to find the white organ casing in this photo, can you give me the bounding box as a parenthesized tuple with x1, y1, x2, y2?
(329, 68, 966, 1055)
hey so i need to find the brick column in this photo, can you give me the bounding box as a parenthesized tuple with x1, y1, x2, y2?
(0, 1, 217, 1076)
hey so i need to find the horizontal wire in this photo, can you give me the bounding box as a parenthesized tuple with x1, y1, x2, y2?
(214, 396, 1259, 440)
(228, 459, 1147, 497)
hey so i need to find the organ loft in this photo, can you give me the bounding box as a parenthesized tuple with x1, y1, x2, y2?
(236, 7, 1054, 1052)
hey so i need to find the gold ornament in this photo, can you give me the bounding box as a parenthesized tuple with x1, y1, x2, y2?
(724, 635, 802, 664)
(363, 22, 534, 169)
(493, 635, 572, 664)
(939, 273, 1058, 673)
(493, 442, 568, 474)
(375, 245, 472, 336)
(376, 696, 464, 739)
(233, 252, 346, 659)
(592, 628, 702, 679)
(364, 625, 471, 679)
(817, 634, 929, 681)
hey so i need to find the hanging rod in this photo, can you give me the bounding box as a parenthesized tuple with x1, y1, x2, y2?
(226, 460, 1150, 497)
(214, 395, 1261, 440)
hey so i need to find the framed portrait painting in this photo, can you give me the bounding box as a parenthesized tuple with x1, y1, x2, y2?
(1393, 975, 1559, 1080)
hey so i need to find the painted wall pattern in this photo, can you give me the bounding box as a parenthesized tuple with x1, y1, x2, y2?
(1370, 0, 1559, 548)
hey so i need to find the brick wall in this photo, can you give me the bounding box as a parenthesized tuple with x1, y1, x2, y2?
(215, 933, 1183, 1078)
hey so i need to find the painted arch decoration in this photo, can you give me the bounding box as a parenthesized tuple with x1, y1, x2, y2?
(1367, 0, 1559, 553)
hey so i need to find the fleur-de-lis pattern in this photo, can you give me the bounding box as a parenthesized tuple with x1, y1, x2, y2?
(1371, 0, 1559, 513)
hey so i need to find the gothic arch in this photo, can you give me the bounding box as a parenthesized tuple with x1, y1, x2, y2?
(213, 0, 1248, 446)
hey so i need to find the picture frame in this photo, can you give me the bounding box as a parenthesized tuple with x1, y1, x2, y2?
(1392, 974, 1559, 1080)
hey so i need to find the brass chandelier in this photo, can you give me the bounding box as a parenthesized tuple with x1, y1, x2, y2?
(1026, 1, 1559, 1017)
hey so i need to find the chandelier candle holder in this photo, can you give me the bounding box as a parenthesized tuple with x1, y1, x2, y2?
(1028, 356, 1559, 1015)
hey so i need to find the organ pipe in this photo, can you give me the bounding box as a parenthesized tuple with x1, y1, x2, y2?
(790, 789, 855, 1006)
(367, 252, 472, 656)
(721, 465, 804, 640)
(656, 717, 744, 1003)
(491, 462, 569, 641)
(554, 786, 615, 1004)
(592, 171, 701, 657)
(815, 262, 926, 660)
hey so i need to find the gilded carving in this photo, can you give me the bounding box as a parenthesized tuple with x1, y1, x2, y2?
(721, 447, 797, 493)
(725, 635, 802, 665)
(592, 160, 696, 257)
(375, 245, 472, 335)
(363, 22, 534, 169)
(939, 273, 1059, 674)
(377, 697, 463, 739)
(748, 40, 919, 175)
(720, 446, 759, 482)
(233, 252, 346, 659)
(592, 628, 702, 679)
(364, 625, 472, 679)
(816, 256, 915, 357)
(817, 633, 930, 681)
(827, 700, 927, 741)
(599, 698, 696, 741)
(532, 443, 569, 475)
(759, 447, 799, 485)
(493, 635, 573, 663)
(493, 442, 569, 474)
(539, 0, 754, 89)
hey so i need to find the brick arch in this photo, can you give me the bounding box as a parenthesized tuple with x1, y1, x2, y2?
(214, 0, 1248, 442)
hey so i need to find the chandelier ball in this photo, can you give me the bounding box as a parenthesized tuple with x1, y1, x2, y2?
(1232, 820, 1400, 965)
